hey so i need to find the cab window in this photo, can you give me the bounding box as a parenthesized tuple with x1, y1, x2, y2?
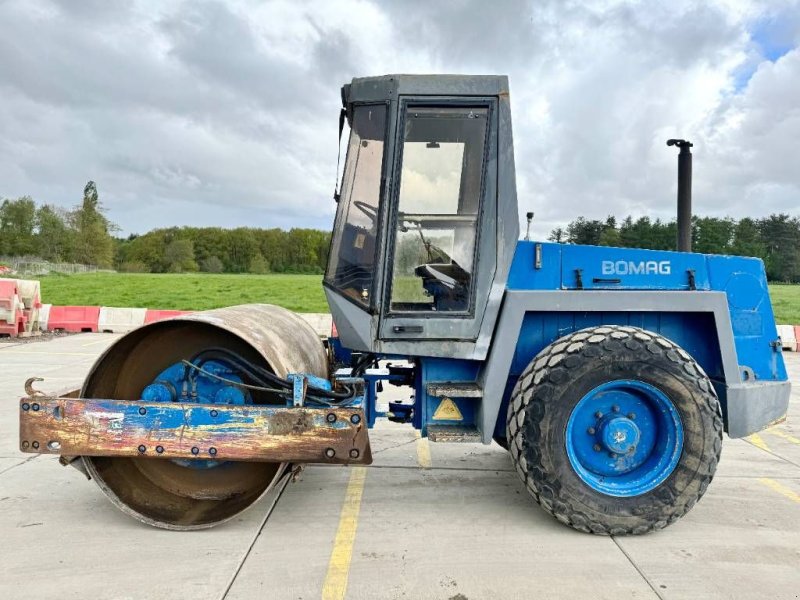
(325, 105, 387, 307)
(389, 106, 488, 313)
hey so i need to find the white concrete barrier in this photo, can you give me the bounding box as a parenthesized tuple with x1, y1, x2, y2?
(0, 294, 21, 325)
(16, 279, 41, 308)
(39, 304, 52, 331)
(0, 278, 22, 329)
(299, 313, 333, 337)
(21, 306, 41, 335)
(777, 324, 797, 351)
(98, 307, 147, 333)
(13, 279, 42, 335)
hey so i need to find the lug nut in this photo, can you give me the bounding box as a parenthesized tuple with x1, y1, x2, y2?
(137, 444, 146, 453)
(594, 411, 603, 419)
(32, 441, 40, 449)
(326, 413, 337, 423)
(138, 407, 147, 415)
(628, 412, 636, 420)
(350, 414, 361, 425)
(593, 444, 602, 452)
(209, 447, 217, 456)
(210, 409, 218, 418)
(349, 449, 360, 459)
(612, 405, 620, 413)
(32, 403, 40, 412)
(156, 445, 164, 454)
(21, 403, 30, 411)
(191, 447, 200, 455)
(587, 427, 596, 435)
(21, 441, 30, 450)
(325, 448, 336, 459)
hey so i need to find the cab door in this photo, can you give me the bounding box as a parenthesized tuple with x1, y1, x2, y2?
(379, 98, 498, 343)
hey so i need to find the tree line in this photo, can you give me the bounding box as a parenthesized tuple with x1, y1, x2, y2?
(117, 226, 330, 274)
(0, 182, 115, 267)
(550, 214, 800, 283)
(2, 185, 799, 281)
(1, 186, 330, 274)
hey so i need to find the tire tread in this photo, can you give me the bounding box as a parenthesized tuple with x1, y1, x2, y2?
(506, 325, 723, 535)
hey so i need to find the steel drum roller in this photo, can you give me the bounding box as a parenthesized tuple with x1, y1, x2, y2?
(80, 304, 328, 530)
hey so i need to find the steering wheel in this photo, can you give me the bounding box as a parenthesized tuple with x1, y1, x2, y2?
(353, 201, 378, 225)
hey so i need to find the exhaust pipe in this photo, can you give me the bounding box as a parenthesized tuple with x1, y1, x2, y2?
(667, 139, 693, 252)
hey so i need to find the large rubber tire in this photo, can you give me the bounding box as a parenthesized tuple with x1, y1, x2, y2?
(506, 325, 723, 535)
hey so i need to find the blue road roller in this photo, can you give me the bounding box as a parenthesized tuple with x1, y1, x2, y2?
(19, 75, 790, 534)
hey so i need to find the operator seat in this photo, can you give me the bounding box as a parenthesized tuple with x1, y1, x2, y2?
(414, 262, 470, 311)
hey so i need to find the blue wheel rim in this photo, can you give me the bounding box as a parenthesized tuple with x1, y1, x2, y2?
(565, 379, 684, 497)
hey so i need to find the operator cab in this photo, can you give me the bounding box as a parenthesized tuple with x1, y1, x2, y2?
(324, 75, 519, 360)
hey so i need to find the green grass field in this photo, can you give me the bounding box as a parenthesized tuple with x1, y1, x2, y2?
(38, 273, 800, 324)
(767, 285, 800, 325)
(40, 273, 329, 313)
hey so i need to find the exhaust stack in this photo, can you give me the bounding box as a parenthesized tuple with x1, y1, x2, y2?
(667, 139, 693, 252)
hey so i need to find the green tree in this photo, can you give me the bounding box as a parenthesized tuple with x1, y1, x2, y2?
(0, 196, 37, 256)
(248, 253, 270, 274)
(35, 204, 72, 261)
(565, 217, 606, 245)
(758, 214, 800, 282)
(117, 230, 169, 272)
(69, 181, 116, 267)
(200, 255, 224, 273)
(730, 217, 766, 258)
(693, 217, 735, 254)
(227, 228, 258, 272)
(597, 216, 620, 247)
(598, 227, 621, 247)
(548, 227, 565, 243)
(617, 216, 675, 250)
(651, 219, 678, 250)
(165, 239, 197, 272)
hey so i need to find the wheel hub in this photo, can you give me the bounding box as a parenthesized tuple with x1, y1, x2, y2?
(565, 379, 684, 497)
(597, 415, 640, 455)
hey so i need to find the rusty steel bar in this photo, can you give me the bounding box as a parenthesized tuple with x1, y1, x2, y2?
(19, 396, 372, 465)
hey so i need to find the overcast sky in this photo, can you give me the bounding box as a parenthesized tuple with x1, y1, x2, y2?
(1, 0, 798, 238)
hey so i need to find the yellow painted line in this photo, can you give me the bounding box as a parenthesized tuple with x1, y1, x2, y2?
(765, 428, 800, 446)
(759, 478, 800, 505)
(415, 430, 432, 469)
(81, 338, 116, 347)
(747, 433, 771, 452)
(322, 467, 367, 600)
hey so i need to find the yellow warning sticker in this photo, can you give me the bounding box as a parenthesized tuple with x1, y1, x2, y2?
(432, 398, 463, 421)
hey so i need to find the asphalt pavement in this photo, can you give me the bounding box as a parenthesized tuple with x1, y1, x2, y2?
(1, 333, 798, 600)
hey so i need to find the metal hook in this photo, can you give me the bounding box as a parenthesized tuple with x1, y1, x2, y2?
(24, 377, 46, 397)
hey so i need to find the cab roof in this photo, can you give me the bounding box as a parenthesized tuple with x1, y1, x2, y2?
(342, 74, 509, 107)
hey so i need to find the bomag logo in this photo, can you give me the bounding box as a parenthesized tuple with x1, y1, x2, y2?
(601, 260, 671, 275)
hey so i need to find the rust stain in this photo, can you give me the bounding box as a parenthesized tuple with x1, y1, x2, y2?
(20, 396, 373, 465)
(268, 411, 314, 436)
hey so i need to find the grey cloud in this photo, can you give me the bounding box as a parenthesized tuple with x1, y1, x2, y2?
(159, 2, 316, 112)
(0, 0, 798, 239)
